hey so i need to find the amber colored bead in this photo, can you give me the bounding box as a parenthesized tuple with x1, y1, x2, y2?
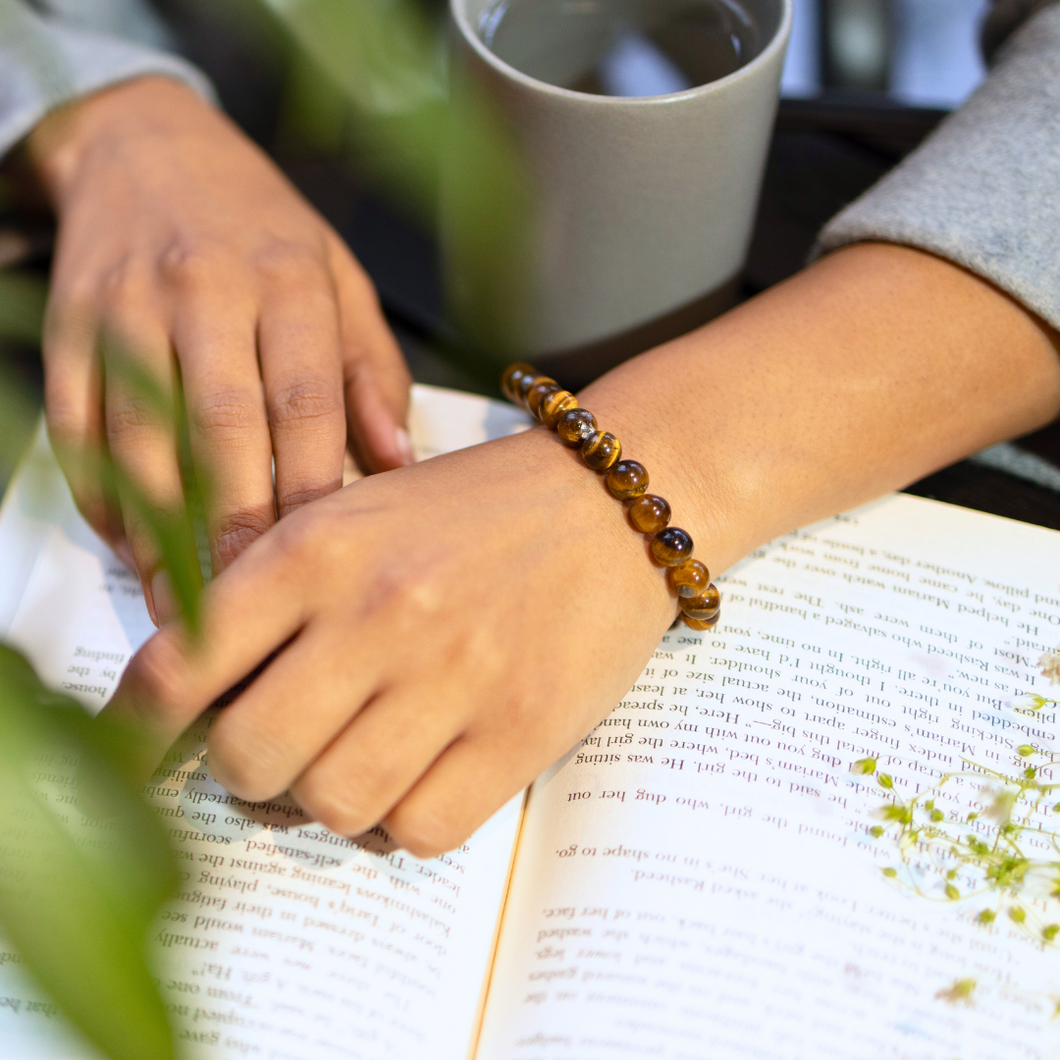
(527, 379, 559, 418)
(540, 390, 578, 428)
(516, 371, 542, 404)
(557, 408, 597, 446)
(628, 494, 671, 535)
(679, 585, 721, 619)
(650, 527, 693, 566)
(606, 460, 649, 500)
(582, 431, 621, 471)
(668, 559, 711, 599)
(501, 363, 535, 403)
(683, 611, 721, 631)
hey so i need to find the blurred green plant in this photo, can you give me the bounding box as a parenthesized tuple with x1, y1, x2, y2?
(0, 0, 533, 1054)
(0, 276, 194, 1058)
(0, 647, 179, 1060)
(0, 270, 45, 486)
(252, 0, 534, 372)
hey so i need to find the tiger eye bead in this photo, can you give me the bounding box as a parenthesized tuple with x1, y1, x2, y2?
(527, 379, 559, 418)
(679, 585, 721, 620)
(683, 611, 721, 631)
(650, 527, 693, 566)
(606, 460, 649, 500)
(558, 408, 597, 446)
(628, 494, 671, 535)
(517, 371, 548, 406)
(540, 389, 578, 428)
(668, 559, 711, 598)
(582, 431, 621, 471)
(501, 362, 535, 403)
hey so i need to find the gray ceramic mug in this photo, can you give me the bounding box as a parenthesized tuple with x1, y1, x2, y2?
(444, 0, 792, 387)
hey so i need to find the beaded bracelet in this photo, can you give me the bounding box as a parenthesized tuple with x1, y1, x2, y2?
(501, 363, 721, 632)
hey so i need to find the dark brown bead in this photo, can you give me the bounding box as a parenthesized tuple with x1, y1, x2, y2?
(679, 585, 721, 619)
(540, 389, 578, 428)
(517, 371, 548, 405)
(650, 527, 693, 566)
(557, 408, 597, 446)
(682, 611, 721, 631)
(628, 494, 671, 535)
(582, 431, 621, 471)
(527, 379, 559, 418)
(606, 460, 649, 500)
(501, 363, 535, 403)
(668, 560, 711, 599)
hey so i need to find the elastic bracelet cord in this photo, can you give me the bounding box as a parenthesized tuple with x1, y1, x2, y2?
(501, 363, 721, 632)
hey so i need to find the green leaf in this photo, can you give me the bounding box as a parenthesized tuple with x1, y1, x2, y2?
(0, 646, 178, 1060)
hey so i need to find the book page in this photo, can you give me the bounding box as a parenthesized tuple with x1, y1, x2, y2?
(478, 494, 1060, 1060)
(0, 385, 530, 1060)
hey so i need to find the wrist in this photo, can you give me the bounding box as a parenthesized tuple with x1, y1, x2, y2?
(501, 368, 735, 627)
(26, 75, 207, 207)
(575, 356, 765, 580)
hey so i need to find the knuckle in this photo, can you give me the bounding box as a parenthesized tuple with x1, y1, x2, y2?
(107, 392, 163, 436)
(273, 503, 343, 565)
(268, 379, 344, 430)
(51, 272, 99, 313)
(277, 484, 339, 519)
(253, 240, 327, 286)
(190, 385, 264, 436)
(207, 724, 287, 804)
(386, 804, 466, 859)
(98, 255, 142, 304)
(44, 391, 85, 445)
(213, 510, 274, 568)
(293, 775, 376, 838)
(158, 237, 229, 289)
(125, 634, 189, 721)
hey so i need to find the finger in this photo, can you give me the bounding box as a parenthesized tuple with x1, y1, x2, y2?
(103, 516, 319, 762)
(257, 259, 346, 519)
(101, 312, 187, 626)
(170, 285, 275, 574)
(384, 732, 532, 859)
(328, 235, 413, 473)
(41, 290, 126, 555)
(205, 624, 383, 803)
(288, 682, 469, 838)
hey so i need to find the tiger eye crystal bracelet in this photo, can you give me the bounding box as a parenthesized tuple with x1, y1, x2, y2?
(501, 363, 721, 631)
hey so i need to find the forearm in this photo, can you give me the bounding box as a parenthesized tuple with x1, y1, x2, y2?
(579, 243, 1060, 578)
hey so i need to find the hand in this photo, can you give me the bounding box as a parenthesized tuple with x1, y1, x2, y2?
(27, 76, 412, 625)
(105, 242, 1060, 858)
(105, 427, 684, 857)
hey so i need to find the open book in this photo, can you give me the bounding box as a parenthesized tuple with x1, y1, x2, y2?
(2, 383, 1060, 1060)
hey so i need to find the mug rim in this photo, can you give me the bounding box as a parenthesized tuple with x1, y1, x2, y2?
(450, 0, 794, 105)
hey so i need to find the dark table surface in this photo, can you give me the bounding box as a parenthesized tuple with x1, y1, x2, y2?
(4, 94, 1060, 534)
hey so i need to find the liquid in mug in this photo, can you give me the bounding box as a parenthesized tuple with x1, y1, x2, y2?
(478, 0, 760, 97)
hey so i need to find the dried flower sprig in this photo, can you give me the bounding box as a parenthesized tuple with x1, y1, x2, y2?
(1040, 647, 1060, 688)
(854, 747, 1060, 947)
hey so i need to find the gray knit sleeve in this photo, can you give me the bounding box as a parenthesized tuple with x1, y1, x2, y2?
(0, 0, 214, 161)
(816, 3, 1060, 332)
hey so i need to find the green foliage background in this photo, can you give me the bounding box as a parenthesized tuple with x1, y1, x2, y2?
(0, 0, 527, 1056)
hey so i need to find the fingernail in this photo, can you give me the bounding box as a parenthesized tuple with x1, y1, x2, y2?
(395, 426, 415, 467)
(150, 569, 178, 626)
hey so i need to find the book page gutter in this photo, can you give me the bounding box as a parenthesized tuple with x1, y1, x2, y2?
(478, 494, 1060, 1060)
(0, 386, 530, 1060)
